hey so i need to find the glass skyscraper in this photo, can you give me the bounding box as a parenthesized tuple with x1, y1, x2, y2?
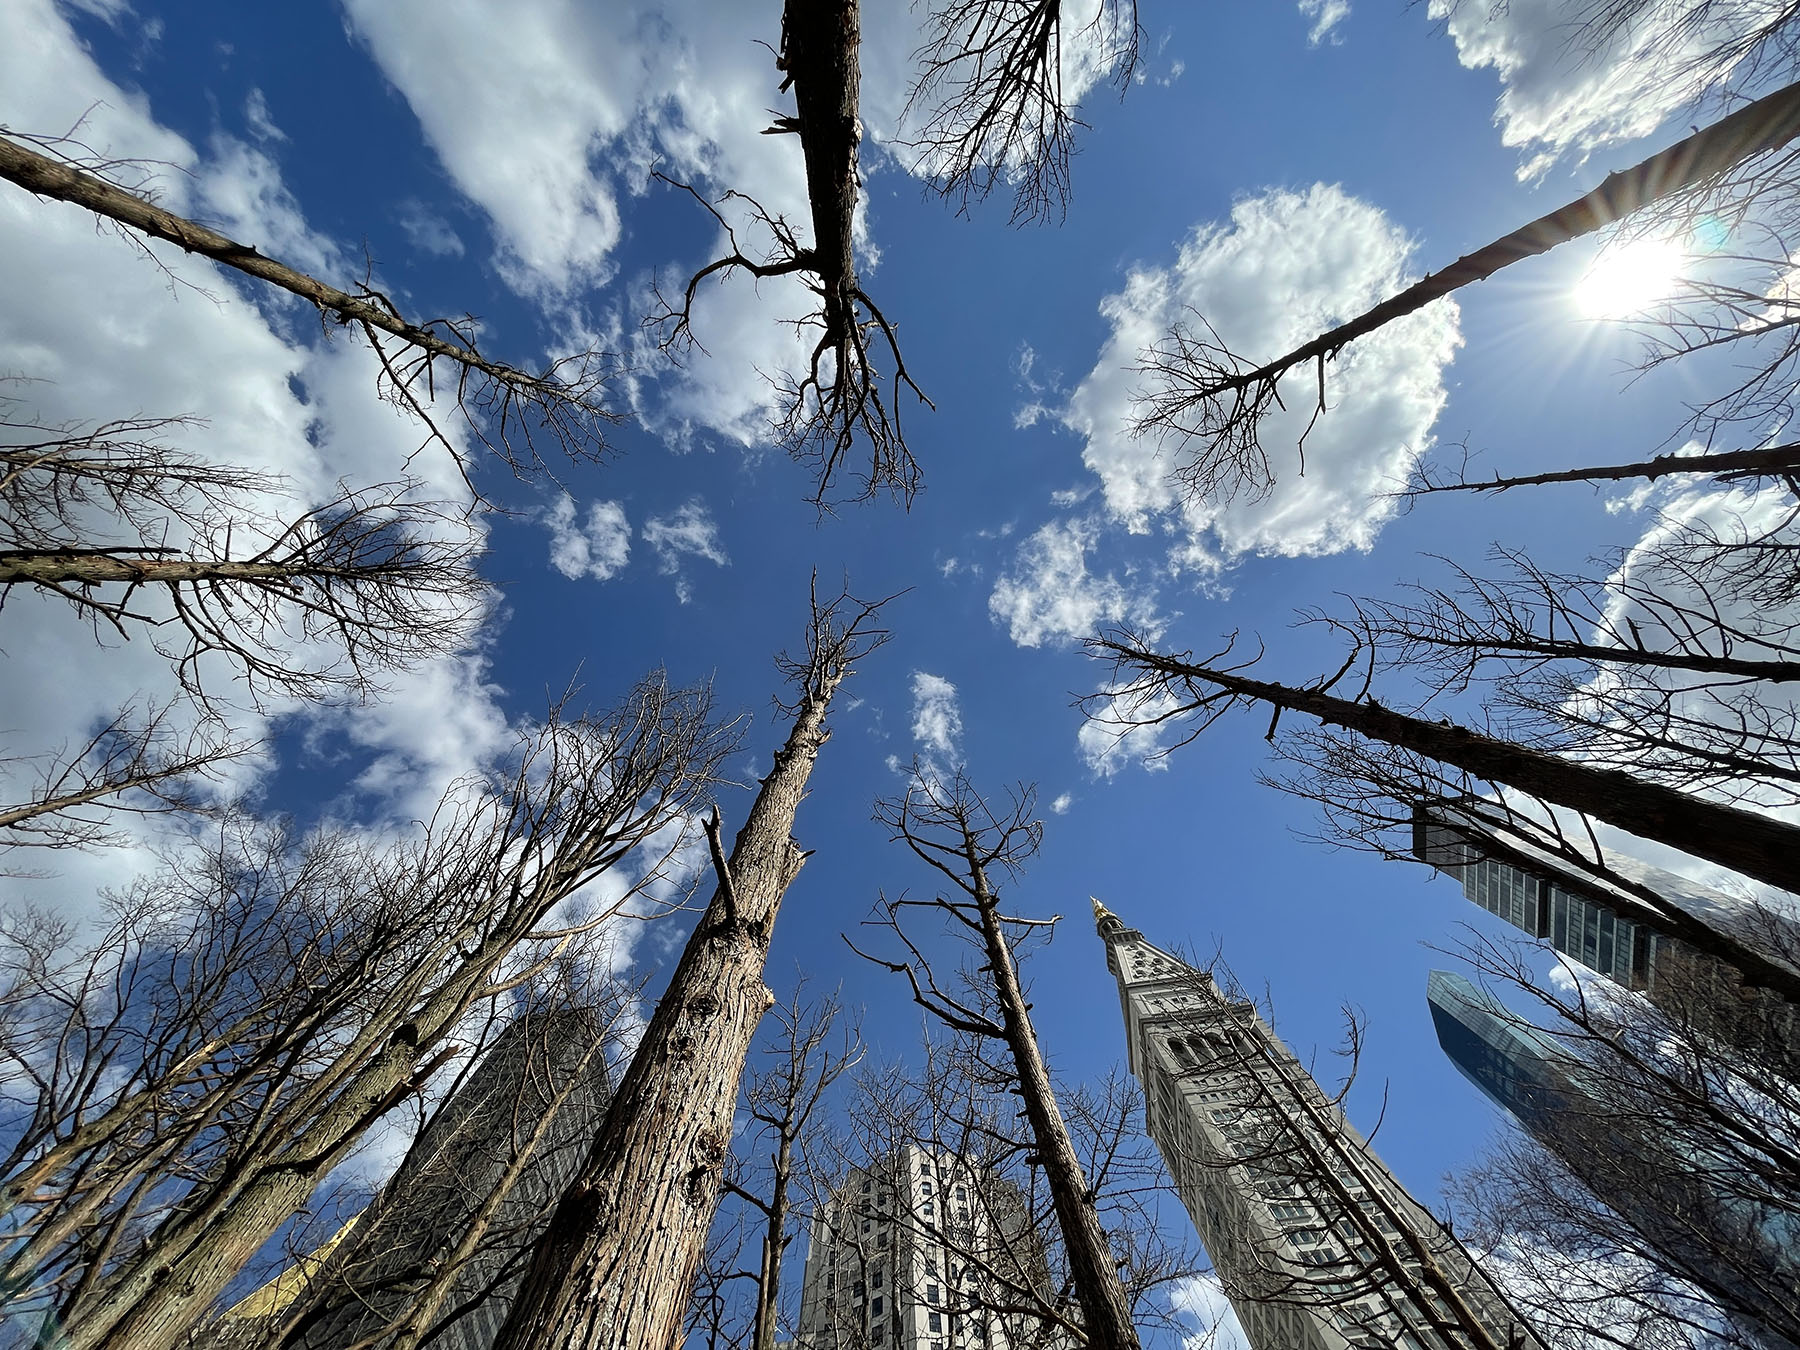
(1427, 970, 1799, 1350)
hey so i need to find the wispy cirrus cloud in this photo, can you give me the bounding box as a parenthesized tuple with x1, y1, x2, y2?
(643, 498, 728, 603)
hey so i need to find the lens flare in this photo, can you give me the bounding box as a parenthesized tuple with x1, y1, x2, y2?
(1574, 238, 1686, 320)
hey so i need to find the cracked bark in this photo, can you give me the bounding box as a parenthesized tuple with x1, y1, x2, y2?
(495, 675, 845, 1350)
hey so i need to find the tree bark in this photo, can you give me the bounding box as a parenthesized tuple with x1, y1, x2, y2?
(493, 679, 842, 1350)
(0, 133, 595, 437)
(1411, 442, 1800, 496)
(1102, 642, 1800, 1001)
(971, 864, 1142, 1350)
(782, 0, 860, 306)
(0, 553, 344, 586)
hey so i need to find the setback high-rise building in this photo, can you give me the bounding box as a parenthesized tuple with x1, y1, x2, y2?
(793, 1144, 1062, 1350)
(1411, 797, 1799, 1063)
(1095, 898, 1541, 1350)
(1427, 969, 1800, 1350)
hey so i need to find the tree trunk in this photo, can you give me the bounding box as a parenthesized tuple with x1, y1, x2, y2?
(0, 135, 532, 395)
(0, 553, 333, 586)
(972, 864, 1143, 1350)
(1105, 644, 1800, 1001)
(493, 680, 841, 1350)
(782, 0, 860, 300)
(750, 1134, 793, 1350)
(1204, 78, 1800, 400)
(1412, 442, 1800, 496)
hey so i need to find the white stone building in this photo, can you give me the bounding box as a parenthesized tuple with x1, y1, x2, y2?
(1095, 898, 1542, 1350)
(793, 1144, 1063, 1350)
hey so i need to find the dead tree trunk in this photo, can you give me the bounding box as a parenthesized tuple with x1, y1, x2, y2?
(0, 553, 377, 585)
(857, 769, 1143, 1350)
(1094, 637, 1800, 1002)
(492, 588, 889, 1350)
(1408, 442, 1800, 497)
(971, 851, 1142, 1350)
(0, 133, 618, 472)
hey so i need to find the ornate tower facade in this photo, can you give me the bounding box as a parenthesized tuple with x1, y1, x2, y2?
(1094, 899, 1541, 1350)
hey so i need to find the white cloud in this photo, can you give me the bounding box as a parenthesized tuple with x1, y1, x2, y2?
(988, 517, 1162, 649)
(1067, 183, 1459, 573)
(0, 0, 508, 912)
(545, 497, 632, 581)
(1078, 682, 1184, 779)
(1299, 0, 1350, 45)
(1428, 0, 1780, 178)
(395, 199, 465, 259)
(1050, 792, 1073, 814)
(1167, 1273, 1251, 1350)
(643, 498, 728, 603)
(909, 671, 964, 769)
(243, 87, 285, 143)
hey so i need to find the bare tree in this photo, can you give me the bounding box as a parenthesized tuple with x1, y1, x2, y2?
(804, 1036, 1198, 1350)
(492, 583, 892, 1350)
(1403, 441, 1800, 499)
(0, 700, 246, 854)
(249, 980, 635, 1350)
(1439, 937, 1800, 1349)
(734, 984, 863, 1350)
(652, 0, 932, 509)
(903, 0, 1141, 225)
(686, 981, 864, 1350)
(0, 132, 621, 480)
(1088, 630, 1800, 1001)
(847, 765, 1175, 1350)
(1130, 80, 1800, 505)
(1, 406, 488, 707)
(0, 675, 735, 1350)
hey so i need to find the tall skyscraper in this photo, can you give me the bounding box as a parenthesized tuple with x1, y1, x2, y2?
(1095, 899, 1541, 1350)
(275, 1004, 613, 1350)
(793, 1144, 1060, 1350)
(1427, 969, 1799, 1350)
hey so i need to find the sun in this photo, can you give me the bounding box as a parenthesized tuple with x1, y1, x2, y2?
(1573, 237, 1686, 320)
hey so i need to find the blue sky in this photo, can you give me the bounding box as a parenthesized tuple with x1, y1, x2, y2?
(0, 0, 1777, 1341)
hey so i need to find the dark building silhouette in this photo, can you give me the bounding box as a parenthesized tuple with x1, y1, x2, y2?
(274, 1004, 613, 1350)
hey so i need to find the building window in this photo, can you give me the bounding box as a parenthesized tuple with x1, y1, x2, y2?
(921, 1180, 934, 1197)
(954, 1185, 967, 1203)
(927, 1284, 941, 1305)
(862, 1178, 872, 1194)
(929, 1312, 944, 1332)
(872, 1296, 883, 1316)
(922, 1201, 934, 1219)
